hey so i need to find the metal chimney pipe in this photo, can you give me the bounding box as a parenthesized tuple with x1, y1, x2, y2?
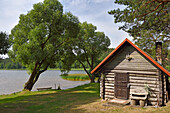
(156, 42, 162, 64)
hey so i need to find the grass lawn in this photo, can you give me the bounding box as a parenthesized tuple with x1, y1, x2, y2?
(0, 83, 170, 113)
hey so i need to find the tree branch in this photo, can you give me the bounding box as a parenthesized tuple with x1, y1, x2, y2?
(138, 2, 163, 17)
(82, 48, 91, 68)
(138, 0, 155, 10)
(41, 24, 52, 49)
(41, 35, 51, 49)
(91, 55, 94, 70)
(155, 0, 170, 2)
(78, 60, 92, 80)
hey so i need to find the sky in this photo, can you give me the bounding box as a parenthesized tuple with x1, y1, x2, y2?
(0, 0, 132, 49)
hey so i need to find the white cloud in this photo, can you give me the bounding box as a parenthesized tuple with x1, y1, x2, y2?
(60, 0, 132, 48)
(92, 0, 111, 3)
(0, 0, 43, 33)
(70, 0, 86, 6)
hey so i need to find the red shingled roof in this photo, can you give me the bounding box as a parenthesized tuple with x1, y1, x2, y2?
(91, 38, 170, 76)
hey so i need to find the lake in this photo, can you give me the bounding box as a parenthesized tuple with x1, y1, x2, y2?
(0, 70, 89, 95)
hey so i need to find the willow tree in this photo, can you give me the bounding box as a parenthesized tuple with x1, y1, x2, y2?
(9, 0, 80, 91)
(109, 0, 169, 60)
(62, 22, 110, 83)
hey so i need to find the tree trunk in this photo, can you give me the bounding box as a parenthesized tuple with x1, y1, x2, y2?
(90, 75, 95, 83)
(24, 64, 49, 91)
(24, 80, 35, 91)
(78, 60, 95, 83)
(24, 72, 41, 91)
(97, 76, 101, 83)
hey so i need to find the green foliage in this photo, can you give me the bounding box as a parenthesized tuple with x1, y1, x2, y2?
(61, 74, 89, 81)
(0, 32, 10, 55)
(109, 0, 169, 61)
(61, 22, 111, 82)
(9, 0, 79, 72)
(8, 0, 80, 90)
(0, 58, 25, 69)
(165, 50, 170, 71)
(96, 48, 114, 65)
(74, 22, 110, 66)
(55, 59, 89, 69)
(166, 66, 170, 71)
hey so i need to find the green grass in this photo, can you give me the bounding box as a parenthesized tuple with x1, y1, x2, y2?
(61, 73, 90, 81)
(0, 83, 100, 113)
(0, 83, 170, 113)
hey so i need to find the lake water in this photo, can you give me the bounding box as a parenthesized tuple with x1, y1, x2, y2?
(0, 70, 89, 95)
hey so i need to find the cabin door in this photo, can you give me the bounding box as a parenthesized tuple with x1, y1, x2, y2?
(115, 73, 129, 100)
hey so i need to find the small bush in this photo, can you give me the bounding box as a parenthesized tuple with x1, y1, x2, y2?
(60, 73, 68, 76)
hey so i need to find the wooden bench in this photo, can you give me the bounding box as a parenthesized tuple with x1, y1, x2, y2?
(130, 88, 148, 107)
(37, 87, 52, 91)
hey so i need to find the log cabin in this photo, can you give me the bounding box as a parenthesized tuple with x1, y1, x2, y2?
(91, 38, 170, 106)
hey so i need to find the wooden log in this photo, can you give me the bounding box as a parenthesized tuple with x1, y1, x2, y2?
(105, 89, 114, 93)
(105, 78, 114, 81)
(105, 80, 114, 83)
(130, 83, 158, 88)
(105, 83, 114, 86)
(105, 86, 115, 89)
(130, 79, 158, 84)
(105, 77, 114, 81)
(105, 86, 114, 89)
(105, 68, 158, 75)
(105, 76, 115, 79)
(105, 73, 115, 76)
(105, 92, 114, 95)
(113, 67, 158, 71)
(105, 68, 158, 72)
(129, 76, 158, 81)
(105, 95, 114, 99)
(129, 74, 158, 78)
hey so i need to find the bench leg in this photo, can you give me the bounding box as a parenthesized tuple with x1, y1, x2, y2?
(139, 100, 145, 107)
(131, 99, 136, 106)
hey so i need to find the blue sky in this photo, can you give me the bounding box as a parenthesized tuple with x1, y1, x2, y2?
(0, 0, 132, 48)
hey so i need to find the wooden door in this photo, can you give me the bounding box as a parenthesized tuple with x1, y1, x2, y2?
(115, 73, 129, 99)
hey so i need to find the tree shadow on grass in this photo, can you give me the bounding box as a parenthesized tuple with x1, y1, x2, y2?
(0, 83, 100, 113)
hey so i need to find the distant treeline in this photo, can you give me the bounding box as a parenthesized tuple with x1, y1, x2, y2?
(0, 48, 114, 70)
(0, 58, 25, 69)
(0, 58, 89, 69)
